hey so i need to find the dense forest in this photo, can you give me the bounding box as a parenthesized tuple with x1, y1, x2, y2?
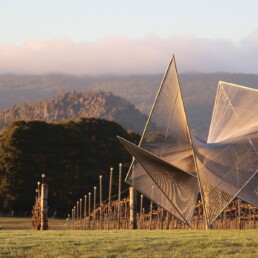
(0, 118, 140, 215)
(0, 91, 147, 133)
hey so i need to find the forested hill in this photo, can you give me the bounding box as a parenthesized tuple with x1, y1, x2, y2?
(0, 91, 147, 133)
(0, 118, 140, 214)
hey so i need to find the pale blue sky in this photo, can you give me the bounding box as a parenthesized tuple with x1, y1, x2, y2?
(0, 1, 258, 74)
(1, 0, 258, 45)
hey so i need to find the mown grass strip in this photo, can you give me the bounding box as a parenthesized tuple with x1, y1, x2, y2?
(0, 230, 257, 257)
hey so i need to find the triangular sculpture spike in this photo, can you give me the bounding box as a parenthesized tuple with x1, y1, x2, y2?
(201, 82, 258, 226)
(122, 56, 199, 226)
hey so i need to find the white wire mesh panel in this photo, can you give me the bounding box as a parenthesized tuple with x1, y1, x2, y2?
(208, 82, 258, 144)
(238, 174, 258, 207)
(198, 82, 258, 226)
(139, 58, 196, 175)
(124, 56, 199, 225)
(194, 137, 258, 225)
(126, 161, 186, 223)
(119, 137, 198, 226)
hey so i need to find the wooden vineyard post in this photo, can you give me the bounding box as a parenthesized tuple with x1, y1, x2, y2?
(253, 207, 257, 229)
(160, 208, 164, 230)
(166, 211, 171, 229)
(108, 167, 113, 229)
(129, 187, 137, 229)
(140, 194, 143, 228)
(150, 186, 154, 229)
(72, 208, 74, 229)
(74, 206, 76, 229)
(74, 206, 77, 229)
(76, 205, 78, 229)
(238, 198, 242, 229)
(140, 194, 143, 217)
(76, 201, 79, 222)
(40, 176, 49, 230)
(88, 192, 91, 229)
(84, 195, 87, 217)
(142, 208, 145, 229)
(68, 214, 70, 229)
(118, 163, 122, 229)
(99, 175, 103, 229)
(37, 181, 41, 199)
(80, 198, 82, 229)
(93, 186, 97, 224)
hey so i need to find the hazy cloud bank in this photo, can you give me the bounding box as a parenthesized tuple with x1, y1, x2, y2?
(0, 31, 257, 75)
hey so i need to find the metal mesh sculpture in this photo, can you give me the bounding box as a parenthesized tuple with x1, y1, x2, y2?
(118, 56, 258, 228)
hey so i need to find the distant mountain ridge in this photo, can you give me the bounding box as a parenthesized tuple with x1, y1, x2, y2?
(0, 91, 148, 133)
(1, 73, 258, 138)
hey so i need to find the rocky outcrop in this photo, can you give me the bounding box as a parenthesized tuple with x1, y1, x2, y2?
(0, 91, 147, 133)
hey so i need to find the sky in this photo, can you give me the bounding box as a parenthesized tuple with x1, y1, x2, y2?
(0, 0, 258, 74)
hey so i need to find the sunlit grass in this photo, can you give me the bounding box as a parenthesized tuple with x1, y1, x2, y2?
(0, 229, 257, 257)
(0, 217, 66, 230)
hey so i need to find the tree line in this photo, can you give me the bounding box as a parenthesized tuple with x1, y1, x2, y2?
(0, 118, 140, 216)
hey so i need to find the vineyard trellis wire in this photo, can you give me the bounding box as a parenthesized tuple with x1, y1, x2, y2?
(66, 163, 258, 230)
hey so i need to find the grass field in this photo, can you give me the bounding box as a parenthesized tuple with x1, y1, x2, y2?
(0, 217, 66, 230)
(0, 218, 258, 257)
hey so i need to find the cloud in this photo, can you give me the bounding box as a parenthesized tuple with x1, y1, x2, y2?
(0, 32, 257, 74)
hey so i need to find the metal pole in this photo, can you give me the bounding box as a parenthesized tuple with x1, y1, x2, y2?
(150, 186, 154, 229)
(94, 186, 97, 220)
(118, 163, 122, 229)
(35, 189, 38, 201)
(37, 181, 41, 199)
(72, 208, 74, 230)
(140, 194, 143, 218)
(108, 167, 113, 228)
(99, 175, 103, 204)
(88, 192, 91, 229)
(80, 199, 82, 219)
(237, 167, 242, 229)
(80, 198, 82, 228)
(84, 195, 87, 218)
(99, 175, 103, 229)
(108, 168, 113, 207)
(41, 173, 45, 184)
(77, 201, 79, 221)
(74, 206, 76, 229)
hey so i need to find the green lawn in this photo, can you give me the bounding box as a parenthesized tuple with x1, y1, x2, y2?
(0, 229, 257, 258)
